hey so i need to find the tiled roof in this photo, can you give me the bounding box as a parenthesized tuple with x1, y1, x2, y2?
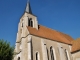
(71, 38, 80, 52)
(58, 32, 73, 42)
(27, 25, 74, 44)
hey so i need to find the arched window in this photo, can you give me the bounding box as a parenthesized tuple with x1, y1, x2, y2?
(50, 46, 54, 60)
(22, 23, 23, 27)
(18, 57, 20, 60)
(28, 18, 31, 26)
(36, 52, 38, 60)
(28, 18, 33, 27)
(46, 48, 49, 60)
(65, 49, 70, 60)
(36, 52, 40, 60)
(22, 20, 23, 27)
(31, 20, 33, 27)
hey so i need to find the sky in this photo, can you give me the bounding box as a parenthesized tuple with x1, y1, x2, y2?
(0, 0, 80, 46)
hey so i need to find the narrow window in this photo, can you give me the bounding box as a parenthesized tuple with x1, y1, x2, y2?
(36, 52, 38, 60)
(22, 23, 23, 27)
(28, 18, 33, 27)
(31, 20, 33, 27)
(28, 18, 31, 26)
(50, 46, 54, 60)
(22, 20, 23, 27)
(46, 48, 49, 60)
(36, 52, 40, 60)
(18, 57, 20, 60)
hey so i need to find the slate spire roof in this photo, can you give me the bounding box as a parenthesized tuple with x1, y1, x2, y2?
(25, 0, 32, 14)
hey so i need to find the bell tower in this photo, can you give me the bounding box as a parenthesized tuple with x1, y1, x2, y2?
(14, 1, 38, 60)
(20, 0, 38, 30)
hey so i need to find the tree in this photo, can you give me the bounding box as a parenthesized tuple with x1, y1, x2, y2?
(0, 39, 14, 60)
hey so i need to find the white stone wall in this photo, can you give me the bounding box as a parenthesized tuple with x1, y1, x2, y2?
(72, 51, 80, 60)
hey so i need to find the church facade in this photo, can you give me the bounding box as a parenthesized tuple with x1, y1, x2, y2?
(13, 1, 80, 60)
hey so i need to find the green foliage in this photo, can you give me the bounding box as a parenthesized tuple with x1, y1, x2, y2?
(0, 39, 14, 60)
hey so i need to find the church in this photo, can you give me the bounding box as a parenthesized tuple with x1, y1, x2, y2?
(13, 1, 80, 60)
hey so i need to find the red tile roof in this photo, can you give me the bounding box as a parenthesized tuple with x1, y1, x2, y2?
(27, 25, 80, 53)
(71, 38, 80, 52)
(27, 25, 74, 44)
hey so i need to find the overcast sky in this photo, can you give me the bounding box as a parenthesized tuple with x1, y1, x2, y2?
(0, 0, 80, 46)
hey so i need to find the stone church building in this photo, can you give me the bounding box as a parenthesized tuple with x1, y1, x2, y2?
(13, 1, 80, 60)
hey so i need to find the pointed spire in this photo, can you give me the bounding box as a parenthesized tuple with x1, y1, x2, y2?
(25, 0, 32, 14)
